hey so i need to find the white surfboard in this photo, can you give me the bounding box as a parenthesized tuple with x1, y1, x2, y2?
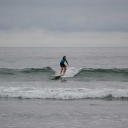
(53, 74, 64, 77)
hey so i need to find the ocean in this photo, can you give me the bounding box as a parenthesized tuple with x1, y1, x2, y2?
(0, 47, 128, 128)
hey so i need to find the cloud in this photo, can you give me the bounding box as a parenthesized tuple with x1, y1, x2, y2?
(0, 0, 128, 32)
(0, 0, 128, 47)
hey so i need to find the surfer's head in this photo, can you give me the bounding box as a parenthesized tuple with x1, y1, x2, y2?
(63, 56, 66, 59)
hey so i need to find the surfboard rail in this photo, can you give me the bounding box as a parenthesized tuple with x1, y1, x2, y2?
(53, 74, 64, 77)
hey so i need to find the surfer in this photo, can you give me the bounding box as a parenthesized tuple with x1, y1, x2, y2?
(60, 56, 69, 75)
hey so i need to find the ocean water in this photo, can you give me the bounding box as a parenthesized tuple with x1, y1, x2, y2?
(0, 47, 128, 128)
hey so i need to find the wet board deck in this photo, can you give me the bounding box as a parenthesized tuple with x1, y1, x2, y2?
(53, 74, 64, 77)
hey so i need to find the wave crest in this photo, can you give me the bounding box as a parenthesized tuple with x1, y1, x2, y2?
(0, 67, 128, 82)
(1, 67, 127, 75)
(0, 87, 128, 100)
(0, 67, 54, 75)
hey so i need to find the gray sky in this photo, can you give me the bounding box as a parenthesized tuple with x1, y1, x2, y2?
(0, 0, 128, 47)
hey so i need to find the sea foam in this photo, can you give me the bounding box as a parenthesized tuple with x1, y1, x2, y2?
(0, 87, 128, 100)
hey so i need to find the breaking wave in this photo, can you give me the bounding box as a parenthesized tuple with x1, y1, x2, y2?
(0, 67, 128, 81)
(0, 87, 128, 100)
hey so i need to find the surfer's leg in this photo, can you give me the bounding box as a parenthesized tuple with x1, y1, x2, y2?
(60, 63, 63, 74)
(60, 67, 63, 74)
(63, 67, 67, 75)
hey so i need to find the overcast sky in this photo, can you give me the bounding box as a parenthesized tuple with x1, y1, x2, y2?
(0, 0, 128, 47)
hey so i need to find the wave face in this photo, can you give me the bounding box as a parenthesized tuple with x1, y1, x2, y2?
(0, 87, 128, 100)
(0, 67, 128, 82)
(0, 67, 54, 81)
(0, 67, 53, 75)
(74, 68, 128, 82)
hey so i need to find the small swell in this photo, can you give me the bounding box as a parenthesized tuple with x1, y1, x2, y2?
(0, 67, 128, 82)
(0, 67, 54, 75)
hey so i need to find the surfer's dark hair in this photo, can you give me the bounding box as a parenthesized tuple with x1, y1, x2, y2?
(63, 56, 66, 59)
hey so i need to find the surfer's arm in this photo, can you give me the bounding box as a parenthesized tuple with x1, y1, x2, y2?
(66, 60, 69, 66)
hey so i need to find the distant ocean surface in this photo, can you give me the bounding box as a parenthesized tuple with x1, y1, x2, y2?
(0, 47, 128, 100)
(0, 47, 128, 128)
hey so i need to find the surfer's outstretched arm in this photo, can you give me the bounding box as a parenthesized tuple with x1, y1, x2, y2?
(66, 60, 69, 66)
